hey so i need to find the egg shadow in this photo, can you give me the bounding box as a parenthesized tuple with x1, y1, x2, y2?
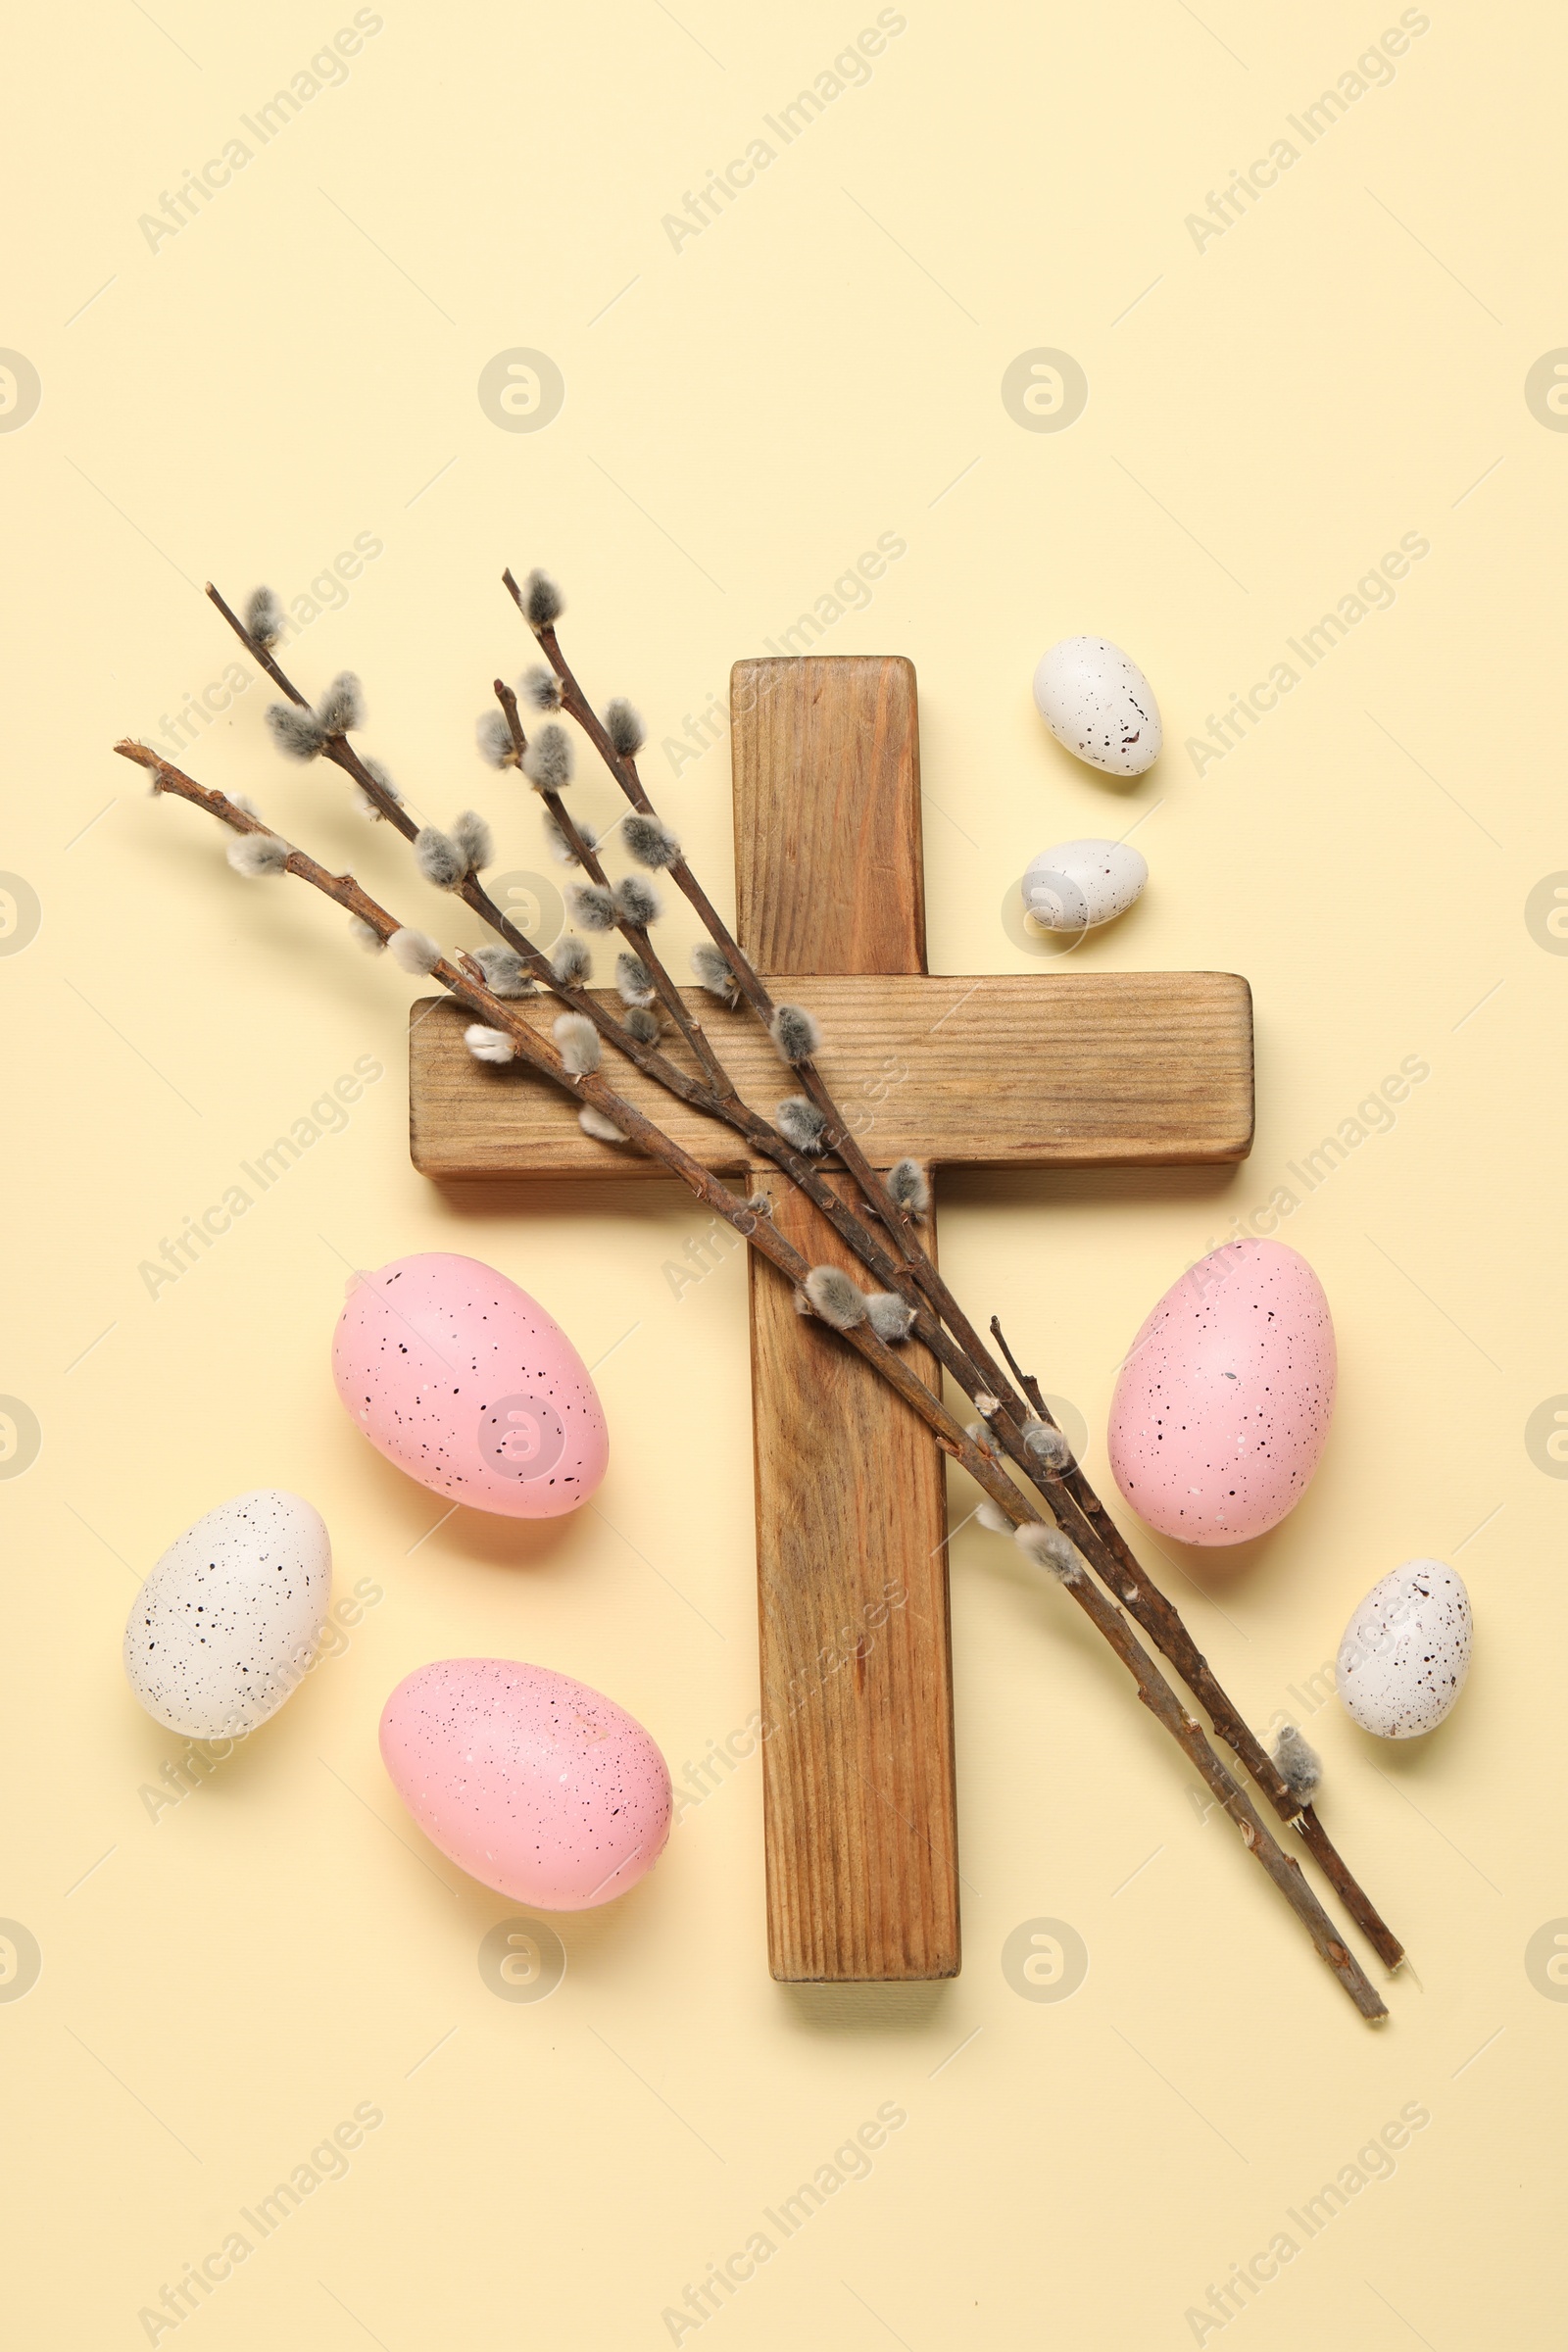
(343, 1425, 584, 1578)
(1122, 1420, 1363, 1604)
(1002, 882, 1157, 975)
(397, 1175, 730, 1576)
(1032, 724, 1163, 804)
(120, 1666, 334, 1798)
(1138, 1523, 1282, 1598)
(539, 1869, 673, 1983)
(439, 1507, 585, 1576)
(1346, 1673, 1476, 1783)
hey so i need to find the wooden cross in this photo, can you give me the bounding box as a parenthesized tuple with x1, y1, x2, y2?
(408, 656, 1253, 1983)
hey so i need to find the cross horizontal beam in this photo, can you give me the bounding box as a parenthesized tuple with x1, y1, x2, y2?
(408, 972, 1253, 1181)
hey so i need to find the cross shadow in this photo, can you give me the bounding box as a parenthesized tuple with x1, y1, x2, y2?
(427, 1171, 710, 1227)
(937, 1160, 1241, 1217)
(776, 1981, 953, 2031)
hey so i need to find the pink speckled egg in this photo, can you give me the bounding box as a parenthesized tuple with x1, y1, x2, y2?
(1106, 1239, 1336, 1545)
(379, 1658, 672, 1907)
(332, 1253, 608, 1519)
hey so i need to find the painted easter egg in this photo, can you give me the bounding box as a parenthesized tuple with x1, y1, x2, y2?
(379, 1658, 672, 1908)
(123, 1490, 331, 1738)
(332, 1253, 608, 1519)
(1106, 1239, 1336, 1544)
(1022, 838, 1148, 933)
(1032, 637, 1162, 775)
(1337, 1559, 1472, 1739)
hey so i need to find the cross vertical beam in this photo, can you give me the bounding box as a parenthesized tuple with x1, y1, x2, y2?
(733, 656, 960, 1982)
(406, 655, 1255, 1985)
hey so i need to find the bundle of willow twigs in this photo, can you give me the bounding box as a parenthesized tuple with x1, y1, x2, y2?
(115, 565, 1404, 2021)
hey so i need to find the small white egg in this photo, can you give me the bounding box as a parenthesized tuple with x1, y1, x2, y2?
(1022, 838, 1147, 934)
(1033, 637, 1162, 775)
(1336, 1558, 1472, 1740)
(123, 1490, 332, 1739)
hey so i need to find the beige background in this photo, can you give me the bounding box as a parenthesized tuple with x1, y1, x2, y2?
(3, 0, 1560, 2342)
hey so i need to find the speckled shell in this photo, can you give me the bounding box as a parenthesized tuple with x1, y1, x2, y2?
(1337, 1559, 1472, 1739)
(123, 1490, 332, 1738)
(1023, 837, 1148, 932)
(332, 1253, 608, 1519)
(1107, 1239, 1336, 1545)
(379, 1658, 672, 1908)
(1032, 637, 1163, 775)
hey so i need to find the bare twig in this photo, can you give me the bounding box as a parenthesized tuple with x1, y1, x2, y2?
(990, 1316, 1403, 1972)
(506, 574, 1405, 1982)
(217, 571, 1404, 1986)
(491, 678, 736, 1101)
(206, 585, 945, 1347)
(507, 579, 1111, 1403)
(120, 733, 1389, 2021)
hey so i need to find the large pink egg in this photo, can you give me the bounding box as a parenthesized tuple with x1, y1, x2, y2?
(332, 1252, 608, 1519)
(1107, 1239, 1336, 1545)
(379, 1658, 672, 1908)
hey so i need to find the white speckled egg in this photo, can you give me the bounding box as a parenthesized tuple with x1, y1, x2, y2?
(124, 1491, 331, 1738)
(1023, 838, 1148, 933)
(1337, 1559, 1472, 1739)
(1033, 637, 1162, 775)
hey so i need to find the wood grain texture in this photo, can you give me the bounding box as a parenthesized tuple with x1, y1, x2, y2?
(408, 972, 1255, 1180)
(733, 656, 953, 1981)
(405, 651, 1257, 1988)
(730, 657, 926, 976)
(748, 1171, 958, 1981)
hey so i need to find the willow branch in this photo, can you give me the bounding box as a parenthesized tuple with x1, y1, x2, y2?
(207, 586, 766, 1110)
(491, 679, 736, 1102)
(988, 1316, 1404, 1973)
(199, 582, 1401, 1990)
(200, 595, 994, 1337)
(121, 734, 1387, 2022)
(507, 576, 1054, 1390)
(506, 576, 1405, 1980)
(204, 593, 956, 1341)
